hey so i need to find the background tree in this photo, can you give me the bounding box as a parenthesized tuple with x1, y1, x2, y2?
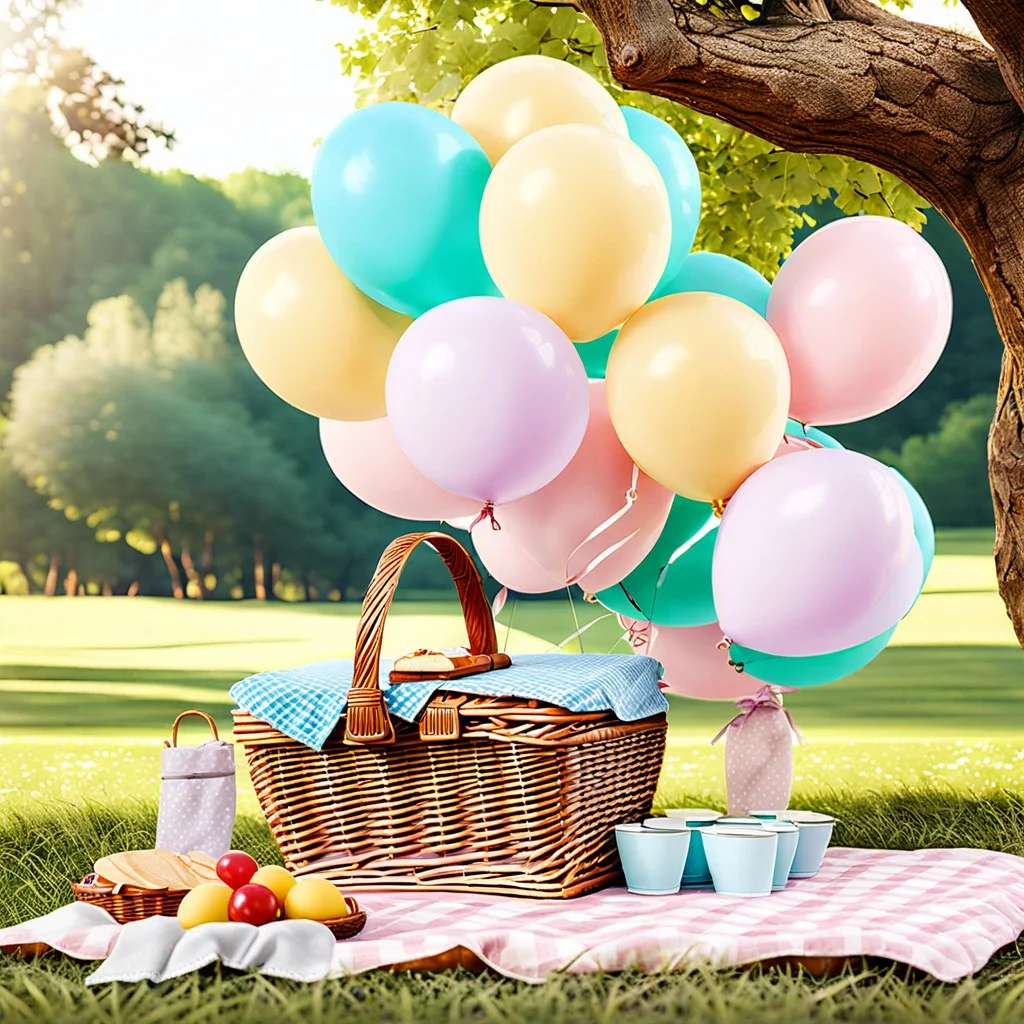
(331, 0, 1024, 641)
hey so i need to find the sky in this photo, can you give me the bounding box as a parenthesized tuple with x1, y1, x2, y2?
(61, 0, 981, 181)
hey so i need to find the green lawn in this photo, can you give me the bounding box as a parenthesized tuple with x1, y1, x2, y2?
(1, 529, 1023, 1021)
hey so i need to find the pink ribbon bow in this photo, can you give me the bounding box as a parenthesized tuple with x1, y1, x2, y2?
(710, 684, 805, 746)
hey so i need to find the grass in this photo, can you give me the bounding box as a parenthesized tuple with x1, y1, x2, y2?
(2, 792, 1024, 1023)
(0, 528, 1022, 1020)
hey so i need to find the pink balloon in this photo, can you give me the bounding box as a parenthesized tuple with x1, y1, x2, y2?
(472, 382, 674, 594)
(385, 297, 590, 505)
(624, 617, 759, 701)
(319, 417, 480, 521)
(713, 448, 922, 657)
(767, 216, 951, 426)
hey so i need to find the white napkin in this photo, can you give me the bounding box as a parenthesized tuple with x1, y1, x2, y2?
(85, 916, 337, 985)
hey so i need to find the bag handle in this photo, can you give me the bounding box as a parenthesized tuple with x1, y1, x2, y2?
(345, 532, 498, 746)
(166, 710, 220, 748)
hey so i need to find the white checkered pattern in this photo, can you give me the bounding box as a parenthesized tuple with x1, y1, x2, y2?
(4, 848, 1023, 983)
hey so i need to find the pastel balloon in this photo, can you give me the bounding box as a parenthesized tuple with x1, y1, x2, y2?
(621, 106, 701, 295)
(385, 297, 589, 505)
(234, 227, 410, 421)
(451, 54, 627, 165)
(472, 382, 673, 595)
(606, 292, 791, 502)
(729, 625, 897, 689)
(727, 471, 932, 687)
(713, 448, 922, 657)
(319, 418, 479, 521)
(480, 125, 671, 341)
(767, 216, 952, 426)
(596, 496, 717, 627)
(311, 102, 497, 319)
(628, 619, 759, 702)
(654, 251, 771, 313)
(575, 329, 617, 381)
(890, 468, 935, 583)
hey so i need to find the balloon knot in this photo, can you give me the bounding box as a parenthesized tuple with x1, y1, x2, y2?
(716, 636, 733, 652)
(582, 592, 598, 604)
(469, 502, 501, 532)
(711, 498, 727, 519)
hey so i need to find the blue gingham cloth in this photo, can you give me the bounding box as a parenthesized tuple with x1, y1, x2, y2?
(230, 654, 668, 751)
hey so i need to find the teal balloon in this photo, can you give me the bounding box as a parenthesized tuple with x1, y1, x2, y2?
(890, 468, 935, 583)
(621, 107, 701, 297)
(575, 329, 617, 380)
(311, 102, 498, 318)
(653, 251, 771, 313)
(595, 496, 717, 626)
(730, 625, 897, 689)
(784, 419, 843, 449)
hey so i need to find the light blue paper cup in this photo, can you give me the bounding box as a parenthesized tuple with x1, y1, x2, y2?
(701, 826, 778, 897)
(615, 823, 692, 895)
(759, 821, 800, 890)
(782, 815, 835, 878)
(659, 810, 721, 886)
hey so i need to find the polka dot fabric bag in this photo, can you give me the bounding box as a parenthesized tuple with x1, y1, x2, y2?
(155, 711, 236, 859)
(712, 687, 802, 815)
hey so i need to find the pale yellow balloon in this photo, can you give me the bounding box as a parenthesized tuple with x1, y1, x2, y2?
(452, 55, 627, 165)
(234, 226, 410, 420)
(480, 125, 670, 342)
(606, 292, 792, 503)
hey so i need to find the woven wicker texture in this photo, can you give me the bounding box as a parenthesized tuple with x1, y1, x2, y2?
(235, 532, 667, 899)
(71, 883, 187, 924)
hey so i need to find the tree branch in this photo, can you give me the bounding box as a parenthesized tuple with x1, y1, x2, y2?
(958, 0, 1024, 110)
(577, 0, 1023, 216)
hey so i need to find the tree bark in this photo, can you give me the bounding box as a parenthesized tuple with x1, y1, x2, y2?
(574, 0, 1024, 643)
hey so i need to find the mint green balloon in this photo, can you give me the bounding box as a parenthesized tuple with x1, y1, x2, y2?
(575, 329, 617, 380)
(729, 625, 897, 688)
(653, 251, 771, 311)
(596, 496, 717, 626)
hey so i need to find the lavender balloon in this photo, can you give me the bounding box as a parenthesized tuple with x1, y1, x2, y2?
(712, 449, 922, 658)
(385, 297, 590, 505)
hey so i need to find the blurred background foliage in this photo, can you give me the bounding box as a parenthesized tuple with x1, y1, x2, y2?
(0, 0, 999, 600)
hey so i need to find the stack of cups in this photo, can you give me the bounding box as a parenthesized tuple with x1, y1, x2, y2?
(613, 808, 835, 897)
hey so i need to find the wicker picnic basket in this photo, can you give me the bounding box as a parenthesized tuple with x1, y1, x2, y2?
(234, 532, 667, 899)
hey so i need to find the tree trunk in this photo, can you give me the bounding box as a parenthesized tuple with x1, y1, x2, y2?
(574, 0, 1024, 643)
(63, 544, 78, 597)
(253, 535, 266, 601)
(180, 548, 207, 600)
(154, 526, 184, 600)
(127, 580, 140, 597)
(44, 548, 61, 597)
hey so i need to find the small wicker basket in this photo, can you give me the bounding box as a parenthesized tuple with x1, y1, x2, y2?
(71, 882, 188, 923)
(235, 531, 668, 899)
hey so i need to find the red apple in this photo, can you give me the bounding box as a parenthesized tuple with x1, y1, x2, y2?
(228, 883, 280, 926)
(216, 850, 259, 889)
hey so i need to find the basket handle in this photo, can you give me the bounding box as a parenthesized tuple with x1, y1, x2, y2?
(345, 532, 498, 746)
(166, 710, 220, 748)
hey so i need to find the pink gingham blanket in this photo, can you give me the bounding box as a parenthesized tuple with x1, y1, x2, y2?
(4, 848, 1024, 984)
